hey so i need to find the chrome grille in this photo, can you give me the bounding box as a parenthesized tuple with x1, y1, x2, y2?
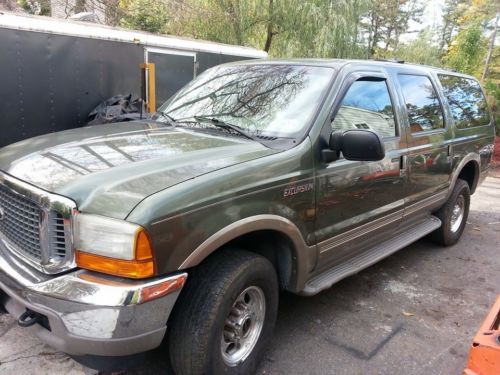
(0, 184, 43, 260)
(50, 213, 67, 259)
(0, 172, 76, 274)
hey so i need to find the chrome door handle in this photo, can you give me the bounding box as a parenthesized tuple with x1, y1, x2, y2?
(400, 155, 408, 178)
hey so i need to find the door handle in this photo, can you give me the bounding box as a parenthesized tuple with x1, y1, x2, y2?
(400, 155, 408, 178)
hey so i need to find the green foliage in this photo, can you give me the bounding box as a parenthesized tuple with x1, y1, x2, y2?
(439, 0, 468, 51)
(363, 0, 425, 57)
(119, 0, 170, 33)
(382, 29, 442, 67)
(484, 79, 499, 133)
(111, 0, 498, 124)
(165, 0, 370, 58)
(444, 22, 486, 76)
(260, 0, 369, 58)
(18, 0, 50, 15)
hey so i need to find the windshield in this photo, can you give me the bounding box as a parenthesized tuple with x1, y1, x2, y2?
(157, 64, 335, 138)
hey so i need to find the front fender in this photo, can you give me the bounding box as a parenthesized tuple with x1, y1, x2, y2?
(178, 214, 314, 292)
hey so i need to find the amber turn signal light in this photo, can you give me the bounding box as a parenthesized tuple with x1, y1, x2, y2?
(139, 273, 187, 303)
(76, 228, 156, 279)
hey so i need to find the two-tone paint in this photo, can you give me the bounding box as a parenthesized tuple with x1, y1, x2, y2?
(0, 59, 495, 297)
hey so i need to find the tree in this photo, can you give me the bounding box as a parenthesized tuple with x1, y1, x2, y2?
(482, 12, 499, 80)
(443, 0, 497, 76)
(439, 0, 468, 52)
(119, 0, 170, 33)
(266, 0, 370, 58)
(18, 0, 51, 15)
(361, 0, 424, 57)
(385, 28, 442, 66)
(444, 22, 486, 75)
(167, 0, 370, 58)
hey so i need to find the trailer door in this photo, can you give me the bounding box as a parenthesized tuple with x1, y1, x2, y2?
(146, 48, 197, 107)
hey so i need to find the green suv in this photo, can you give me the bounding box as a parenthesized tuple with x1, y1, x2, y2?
(0, 60, 495, 374)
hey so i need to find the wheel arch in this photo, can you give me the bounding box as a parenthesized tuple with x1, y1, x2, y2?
(178, 215, 313, 293)
(450, 153, 481, 196)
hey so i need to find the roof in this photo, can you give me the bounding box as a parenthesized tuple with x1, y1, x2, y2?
(230, 58, 475, 80)
(0, 12, 268, 59)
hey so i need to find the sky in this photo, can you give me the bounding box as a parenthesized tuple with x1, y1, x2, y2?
(403, 0, 444, 42)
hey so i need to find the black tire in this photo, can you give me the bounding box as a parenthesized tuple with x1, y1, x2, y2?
(168, 249, 279, 375)
(429, 179, 470, 246)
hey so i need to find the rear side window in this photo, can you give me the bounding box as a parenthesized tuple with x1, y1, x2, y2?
(397, 74, 444, 133)
(331, 79, 397, 138)
(438, 74, 490, 128)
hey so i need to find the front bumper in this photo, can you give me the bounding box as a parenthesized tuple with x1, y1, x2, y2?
(0, 241, 186, 357)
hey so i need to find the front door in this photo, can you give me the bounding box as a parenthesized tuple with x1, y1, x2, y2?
(314, 72, 408, 270)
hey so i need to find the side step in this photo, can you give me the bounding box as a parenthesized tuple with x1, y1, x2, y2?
(302, 215, 442, 296)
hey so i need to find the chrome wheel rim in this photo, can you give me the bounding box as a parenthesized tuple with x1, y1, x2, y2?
(221, 286, 266, 367)
(450, 194, 465, 233)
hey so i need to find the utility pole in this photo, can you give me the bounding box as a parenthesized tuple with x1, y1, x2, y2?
(482, 12, 499, 81)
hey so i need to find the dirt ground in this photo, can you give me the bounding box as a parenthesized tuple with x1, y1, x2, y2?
(0, 176, 499, 375)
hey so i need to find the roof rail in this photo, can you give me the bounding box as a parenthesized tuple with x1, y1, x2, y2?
(374, 58, 405, 64)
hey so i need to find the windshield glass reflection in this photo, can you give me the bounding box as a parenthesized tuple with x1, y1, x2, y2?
(158, 64, 334, 137)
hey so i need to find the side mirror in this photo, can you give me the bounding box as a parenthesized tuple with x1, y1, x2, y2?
(323, 130, 385, 162)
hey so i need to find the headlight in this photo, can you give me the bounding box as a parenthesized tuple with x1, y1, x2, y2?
(74, 213, 155, 278)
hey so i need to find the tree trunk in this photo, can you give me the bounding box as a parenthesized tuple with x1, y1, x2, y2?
(264, 0, 274, 52)
(482, 13, 499, 80)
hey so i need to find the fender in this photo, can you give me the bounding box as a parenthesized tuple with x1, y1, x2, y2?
(447, 153, 480, 198)
(178, 214, 314, 292)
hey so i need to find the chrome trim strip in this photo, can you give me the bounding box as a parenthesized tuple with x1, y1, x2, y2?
(318, 209, 403, 254)
(404, 191, 448, 217)
(0, 171, 77, 274)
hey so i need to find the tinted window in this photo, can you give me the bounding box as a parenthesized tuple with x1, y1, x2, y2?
(158, 64, 334, 137)
(438, 74, 490, 128)
(331, 79, 396, 138)
(398, 75, 444, 133)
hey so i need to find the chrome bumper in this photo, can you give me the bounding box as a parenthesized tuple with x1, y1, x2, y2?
(0, 241, 186, 356)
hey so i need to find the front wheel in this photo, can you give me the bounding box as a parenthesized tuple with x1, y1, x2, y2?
(168, 249, 279, 375)
(430, 178, 470, 246)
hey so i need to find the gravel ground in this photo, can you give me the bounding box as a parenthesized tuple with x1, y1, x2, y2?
(0, 177, 499, 375)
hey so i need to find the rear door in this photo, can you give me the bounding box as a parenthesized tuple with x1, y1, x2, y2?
(394, 72, 453, 213)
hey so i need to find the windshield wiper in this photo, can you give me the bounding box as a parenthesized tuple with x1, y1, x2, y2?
(193, 116, 257, 141)
(154, 113, 178, 126)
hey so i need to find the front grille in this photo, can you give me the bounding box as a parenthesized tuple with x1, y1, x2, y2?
(0, 178, 73, 272)
(50, 213, 67, 259)
(0, 184, 43, 261)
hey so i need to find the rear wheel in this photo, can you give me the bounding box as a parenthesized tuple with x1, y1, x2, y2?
(430, 179, 470, 246)
(168, 249, 278, 375)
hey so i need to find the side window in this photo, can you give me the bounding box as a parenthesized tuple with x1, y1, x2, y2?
(397, 74, 444, 133)
(438, 74, 490, 128)
(331, 78, 397, 138)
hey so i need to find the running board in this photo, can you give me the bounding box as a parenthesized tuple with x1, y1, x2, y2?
(302, 216, 442, 296)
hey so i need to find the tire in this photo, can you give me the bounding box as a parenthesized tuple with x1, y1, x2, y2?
(168, 249, 279, 375)
(429, 179, 470, 246)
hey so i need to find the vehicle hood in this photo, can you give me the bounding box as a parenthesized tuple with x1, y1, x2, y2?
(0, 121, 278, 219)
